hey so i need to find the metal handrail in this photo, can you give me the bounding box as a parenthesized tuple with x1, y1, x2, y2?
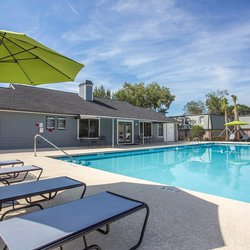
(34, 134, 75, 162)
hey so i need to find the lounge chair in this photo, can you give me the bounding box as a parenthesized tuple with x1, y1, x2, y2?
(229, 133, 235, 140)
(0, 165, 43, 185)
(0, 191, 149, 250)
(0, 159, 24, 168)
(242, 134, 249, 141)
(0, 176, 86, 220)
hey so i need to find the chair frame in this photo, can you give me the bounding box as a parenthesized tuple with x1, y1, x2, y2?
(0, 165, 43, 185)
(0, 159, 24, 168)
(0, 176, 86, 220)
(57, 192, 149, 250)
(0, 192, 149, 250)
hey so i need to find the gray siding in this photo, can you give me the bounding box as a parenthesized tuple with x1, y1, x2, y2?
(0, 112, 172, 150)
(0, 112, 78, 150)
(174, 115, 225, 130)
(114, 119, 117, 144)
(238, 116, 250, 129)
(188, 114, 224, 130)
(100, 118, 112, 145)
(93, 118, 117, 145)
(153, 123, 157, 137)
(210, 115, 225, 130)
(186, 115, 210, 129)
(134, 120, 140, 139)
(152, 123, 164, 140)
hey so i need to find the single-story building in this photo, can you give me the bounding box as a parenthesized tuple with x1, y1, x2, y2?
(0, 81, 178, 150)
(170, 114, 233, 140)
(237, 115, 250, 137)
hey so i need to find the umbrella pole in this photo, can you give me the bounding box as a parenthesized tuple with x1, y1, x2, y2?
(237, 125, 240, 140)
(225, 125, 228, 141)
(216, 128, 227, 140)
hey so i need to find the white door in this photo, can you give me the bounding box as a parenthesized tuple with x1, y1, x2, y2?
(166, 123, 175, 142)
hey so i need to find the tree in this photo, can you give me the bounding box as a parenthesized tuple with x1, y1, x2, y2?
(228, 104, 250, 116)
(93, 85, 111, 98)
(236, 104, 250, 116)
(183, 100, 206, 115)
(231, 95, 239, 121)
(113, 82, 175, 114)
(205, 90, 229, 115)
(190, 125, 206, 140)
(221, 97, 229, 140)
(231, 95, 239, 139)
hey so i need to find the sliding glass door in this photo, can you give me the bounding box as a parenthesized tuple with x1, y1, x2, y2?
(118, 121, 132, 143)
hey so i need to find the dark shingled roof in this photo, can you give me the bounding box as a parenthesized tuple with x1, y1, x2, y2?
(0, 84, 173, 122)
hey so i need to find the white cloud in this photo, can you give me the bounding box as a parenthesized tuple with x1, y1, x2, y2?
(3, 0, 250, 115)
(66, 0, 81, 17)
(60, 0, 250, 115)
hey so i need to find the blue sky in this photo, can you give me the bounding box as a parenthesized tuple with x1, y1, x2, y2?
(2, 0, 250, 115)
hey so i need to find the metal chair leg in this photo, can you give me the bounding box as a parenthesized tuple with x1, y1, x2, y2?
(84, 244, 102, 250)
(83, 236, 87, 248)
(96, 225, 110, 235)
(129, 205, 150, 250)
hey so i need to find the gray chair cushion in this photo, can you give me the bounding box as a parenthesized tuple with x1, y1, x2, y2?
(0, 176, 84, 203)
(0, 165, 41, 175)
(0, 192, 143, 250)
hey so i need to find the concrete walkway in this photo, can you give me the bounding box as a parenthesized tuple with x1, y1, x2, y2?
(0, 145, 250, 249)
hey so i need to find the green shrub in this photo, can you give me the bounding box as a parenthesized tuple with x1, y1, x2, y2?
(190, 125, 206, 140)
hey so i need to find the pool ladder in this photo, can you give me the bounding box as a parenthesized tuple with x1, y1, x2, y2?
(33, 134, 76, 163)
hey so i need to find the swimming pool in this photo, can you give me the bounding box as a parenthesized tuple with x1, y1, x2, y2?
(57, 143, 250, 203)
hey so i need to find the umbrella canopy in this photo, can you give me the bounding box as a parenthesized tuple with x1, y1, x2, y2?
(0, 30, 84, 85)
(224, 121, 249, 126)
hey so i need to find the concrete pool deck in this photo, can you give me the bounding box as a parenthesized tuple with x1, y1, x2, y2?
(0, 143, 250, 249)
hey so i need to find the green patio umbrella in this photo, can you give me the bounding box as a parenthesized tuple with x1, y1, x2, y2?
(0, 30, 84, 85)
(224, 121, 249, 126)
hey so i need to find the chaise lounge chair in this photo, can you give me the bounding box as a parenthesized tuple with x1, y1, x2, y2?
(0, 159, 24, 168)
(0, 176, 86, 220)
(242, 134, 249, 141)
(229, 133, 235, 141)
(0, 191, 149, 250)
(0, 165, 43, 185)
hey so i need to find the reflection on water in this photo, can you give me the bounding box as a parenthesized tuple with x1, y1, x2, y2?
(60, 144, 250, 203)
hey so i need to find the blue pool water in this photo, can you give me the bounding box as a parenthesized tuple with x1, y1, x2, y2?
(57, 144, 250, 203)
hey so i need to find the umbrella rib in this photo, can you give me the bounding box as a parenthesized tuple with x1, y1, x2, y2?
(0, 58, 39, 63)
(2, 40, 33, 83)
(0, 46, 37, 61)
(3, 36, 74, 80)
(12, 37, 83, 65)
(1, 32, 84, 65)
(0, 32, 6, 45)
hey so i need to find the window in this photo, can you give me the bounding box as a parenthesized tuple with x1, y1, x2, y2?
(140, 122, 152, 137)
(184, 118, 190, 125)
(57, 117, 66, 130)
(145, 123, 152, 136)
(199, 116, 205, 124)
(158, 123, 164, 137)
(46, 116, 55, 130)
(79, 119, 99, 138)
